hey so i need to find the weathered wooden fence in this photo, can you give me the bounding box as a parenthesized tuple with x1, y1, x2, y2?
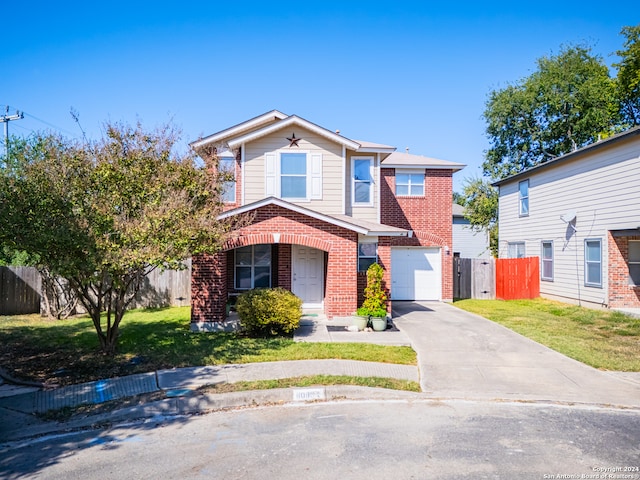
(0, 262, 191, 315)
(0, 267, 42, 315)
(495, 257, 540, 300)
(453, 257, 495, 300)
(454, 256, 540, 300)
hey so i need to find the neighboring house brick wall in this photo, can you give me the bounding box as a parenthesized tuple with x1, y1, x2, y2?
(609, 233, 640, 308)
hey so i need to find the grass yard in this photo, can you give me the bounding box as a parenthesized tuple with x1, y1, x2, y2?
(0, 306, 416, 386)
(454, 298, 640, 371)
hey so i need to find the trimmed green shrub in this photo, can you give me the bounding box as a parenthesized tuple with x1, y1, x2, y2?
(358, 263, 388, 318)
(236, 287, 303, 337)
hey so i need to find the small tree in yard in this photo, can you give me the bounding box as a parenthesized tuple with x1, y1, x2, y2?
(0, 123, 238, 354)
(357, 263, 388, 318)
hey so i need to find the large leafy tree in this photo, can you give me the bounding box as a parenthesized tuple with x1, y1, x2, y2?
(483, 44, 619, 180)
(615, 24, 640, 127)
(0, 123, 237, 354)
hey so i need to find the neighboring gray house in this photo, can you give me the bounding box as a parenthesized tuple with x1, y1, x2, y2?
(493, 127, 640, 310)
(452, 204, 491, 258)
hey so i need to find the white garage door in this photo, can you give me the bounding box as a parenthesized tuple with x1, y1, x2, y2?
(391, 247, 441, 301)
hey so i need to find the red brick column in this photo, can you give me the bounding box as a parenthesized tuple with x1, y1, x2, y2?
(278, 244, 292, 291)
(377, 237, 392, 313)
(191, 252, 228, 328)
(326, 241, 358, 318)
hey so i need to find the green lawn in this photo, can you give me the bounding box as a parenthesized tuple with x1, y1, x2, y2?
(454, 298, 640, 371)
(0, 306, 416, 386)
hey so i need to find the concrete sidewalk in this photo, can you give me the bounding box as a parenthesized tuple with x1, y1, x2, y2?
(392, 301, 640, 408)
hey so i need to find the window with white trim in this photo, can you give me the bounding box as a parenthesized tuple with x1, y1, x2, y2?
(508, 242, 525, 258)
(219, 155, 236, 203)
(358, 242, 378, 272)
(519, 180, 529, 216)
(541, 240, 553, 281)
(584, 239, 602, 287)
(628, 240, 640, 286)
(352, 157, 373, 205)
(235, 244, 271, 289)
(264, 151, 322, 201)
(396, 172, 424, 196)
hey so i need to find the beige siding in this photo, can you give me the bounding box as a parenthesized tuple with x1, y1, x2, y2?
(243, 126, 344, 214)
(344, 151, 379, 222)
(498, 137, 640, 307)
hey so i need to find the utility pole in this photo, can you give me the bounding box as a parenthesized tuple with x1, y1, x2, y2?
(1, 106, 24, 154)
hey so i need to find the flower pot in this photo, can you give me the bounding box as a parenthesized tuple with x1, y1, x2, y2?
(371, 317, 387, 332)
(352, 315, 369, 331)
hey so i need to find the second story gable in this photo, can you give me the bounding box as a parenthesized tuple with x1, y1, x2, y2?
(191, 110, 465, 230)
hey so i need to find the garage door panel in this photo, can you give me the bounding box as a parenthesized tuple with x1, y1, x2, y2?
(391, 248, 441, 301)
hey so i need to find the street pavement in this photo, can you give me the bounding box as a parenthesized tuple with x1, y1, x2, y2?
(2, 302, 640, 443)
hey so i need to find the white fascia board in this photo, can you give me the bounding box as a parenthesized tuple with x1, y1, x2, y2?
(218, 197, 370, 234)
(190, 110, 288, 149)
(356, 146, 397, 153)
(388, 164, 466, 171)
(228, 116, 361, 150)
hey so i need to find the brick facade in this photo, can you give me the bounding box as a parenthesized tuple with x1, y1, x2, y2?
(191, 204, 361, 328)
(608, 233, 640, 308)
(380, 168, 454, 301)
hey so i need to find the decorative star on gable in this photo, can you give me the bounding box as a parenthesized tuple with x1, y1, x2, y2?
(287, 133, 301, 147)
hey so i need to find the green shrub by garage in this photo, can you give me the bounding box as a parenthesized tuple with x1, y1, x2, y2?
(236, 288, 303, 337)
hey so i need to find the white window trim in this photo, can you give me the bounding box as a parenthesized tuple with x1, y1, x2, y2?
(541, 240, 553, 281)
(629, 240, 640, 286)
(508, 241, 525, 258)
(234, 245, 272, 290)
(519, 180, 529, 217)
(352, 156, 374, 207)
(265, 150, 322, 202)
(395, 169, 425, 197)
(218, 153, 236, 204)
(584, 238, 602, 288)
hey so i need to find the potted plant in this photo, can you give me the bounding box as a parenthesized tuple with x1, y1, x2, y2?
(354, 263, 388, 331)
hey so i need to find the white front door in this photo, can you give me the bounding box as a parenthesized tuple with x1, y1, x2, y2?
(292, 245, 324, 308)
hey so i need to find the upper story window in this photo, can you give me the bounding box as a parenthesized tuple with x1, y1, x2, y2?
(280, 153, 307, 199)
(265, 151, 322, 201)
(541, 240, 554, 281)
(519, 180, 529, 216)
(396, 172, 424, 196)
(219, 155, 236, 203)
(628, 240, 640, 286)
(584, 239, 602, 287)
(352, 157, 373, 206)
(508, 242, 525, 258)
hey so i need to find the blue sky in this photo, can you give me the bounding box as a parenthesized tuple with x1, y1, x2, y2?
(2, 1, 636, 192)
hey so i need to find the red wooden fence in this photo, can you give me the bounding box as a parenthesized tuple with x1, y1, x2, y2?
(495, 257, 540, 300)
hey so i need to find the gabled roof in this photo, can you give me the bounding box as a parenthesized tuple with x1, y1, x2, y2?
(190, 110, 288, 149)
(452, 204, 465, 216)
(218, 197, 408, 237)
(382, 151, 466, 171)
(492, 126, 640, 187)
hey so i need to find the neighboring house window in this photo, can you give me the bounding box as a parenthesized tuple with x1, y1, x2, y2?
(358, 242, 377, 272)
(541, 240, 553, 281)
(396, 172, 424, 196)
(519, 180, 529, 216)
(584, 239, 602, 287)
(352, 157, 373, 205)
(219, 155, 236, 203)
(280, 152, 307, 199)
(508, 242, 525, 258)
(235, 244, 271, 289)
(628, 240, 640, 286)
(265, 151, 322, 201)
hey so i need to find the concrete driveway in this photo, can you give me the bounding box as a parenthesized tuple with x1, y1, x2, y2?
(392, 301, 640, 408)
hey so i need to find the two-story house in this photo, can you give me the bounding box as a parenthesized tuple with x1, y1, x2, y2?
(494, 126, 640, 311)
(189, 110, 464, 331)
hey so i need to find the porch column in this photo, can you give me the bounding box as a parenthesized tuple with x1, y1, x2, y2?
(191, 252, 228, 330)
(377, 237, 392, 314)
(325, 241, 358, 319)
